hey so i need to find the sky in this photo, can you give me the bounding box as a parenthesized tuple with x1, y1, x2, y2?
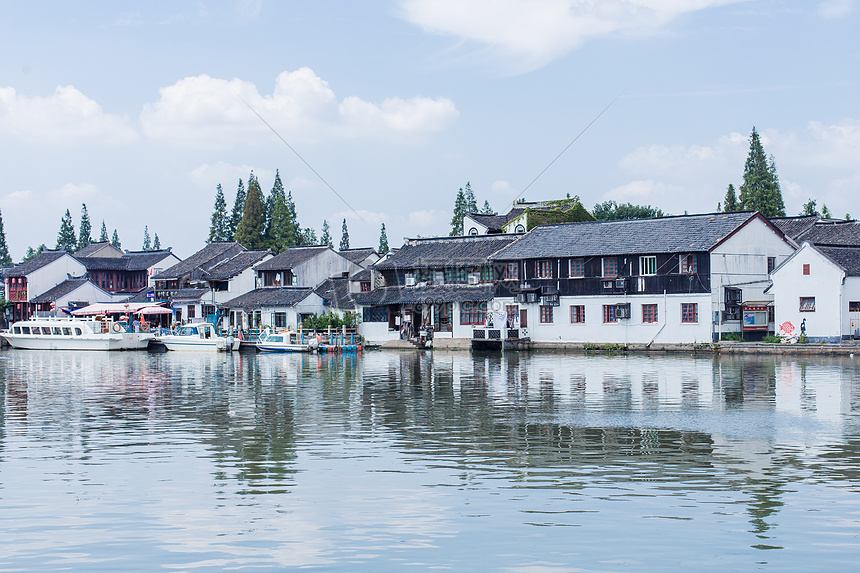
(1, 1, 858, 262)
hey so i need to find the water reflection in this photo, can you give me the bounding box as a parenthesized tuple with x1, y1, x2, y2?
(2, 349, 860, 570)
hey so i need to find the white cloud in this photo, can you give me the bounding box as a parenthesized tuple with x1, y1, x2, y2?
(140, 69, 458, 147)
(817, 0, 855, 18)
(189, 162, 275, 192)
(400, 209, 449, 230)
(0, 85, 139, 145)
(604, 179, 683, 203)
(398, 0, 745, 72)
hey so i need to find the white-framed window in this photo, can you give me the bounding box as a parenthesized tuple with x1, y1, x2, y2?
(639, 256, 657, 276)
(800, 297, 815, 312)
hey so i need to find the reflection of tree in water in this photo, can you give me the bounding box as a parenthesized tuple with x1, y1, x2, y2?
(745, 479, 785, 547)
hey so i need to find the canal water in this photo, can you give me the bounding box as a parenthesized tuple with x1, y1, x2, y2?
(1, 349, 859, 571)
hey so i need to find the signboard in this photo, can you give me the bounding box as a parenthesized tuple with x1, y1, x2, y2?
(742, 305, 768, 331)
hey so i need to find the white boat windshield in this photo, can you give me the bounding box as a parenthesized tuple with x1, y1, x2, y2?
(178, 326, 198, 336)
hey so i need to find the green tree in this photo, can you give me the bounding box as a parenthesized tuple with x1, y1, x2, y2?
(298, 227, 317, 246)
(264, 170, 286, 248)
(821, 204, 832, 219)
(142, 226, 151, 251)
(208, 184, 229, 242)
(56, 209, 76, 251)
(463, 181, 478, 213)
(153, 233, 161, 250)
(723, 184, 739, 212)
(450, 187, 467, 236)
(481, 200, 495, 215)
(738, 127, 786, 217)
(592, 200, 664, 220)
(23, 244, 46, 263)
(229, 178, 246, 239)
(267, 186, 295, 254)
(321, 220, 333, 248)
(77, 203, 92, 251)
(111, 230, 121, 249)
(378, 223, 389, 255)
(0, 208, 12, 266)
(234, 171, 267, 249)
(799, 198, 818, 216)
(339, 219, 350, 250)
(99, 221, 109, 243)
(285, 191, 301, 246)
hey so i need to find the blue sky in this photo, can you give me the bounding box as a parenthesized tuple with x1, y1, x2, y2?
(1, 1, 858, 261)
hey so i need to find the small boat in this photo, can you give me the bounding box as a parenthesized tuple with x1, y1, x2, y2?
(257, 329, 319, 353)
(0, 316, 154, 351)
(154, 322, 240, 352)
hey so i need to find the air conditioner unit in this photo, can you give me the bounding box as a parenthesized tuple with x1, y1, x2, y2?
(405, 276, 416, 286)
(615, 303, 631, 319)
(467, 275, 479, 285)
(615, 278, 627, 289)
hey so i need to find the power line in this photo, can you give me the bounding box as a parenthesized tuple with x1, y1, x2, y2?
(506, 89, 626, 212)
(230, 88, 370, 227)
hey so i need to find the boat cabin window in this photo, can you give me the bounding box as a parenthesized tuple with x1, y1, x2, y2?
(21, 327, 30, 334)
(74, 328, 82, 335)
(13, 326, 20, 334)
(42, 327, 53, 335)
(62, 328, 72, 336)
(52, 327, 62, 335)
(31, 327, 40, 335)
(179, 326, 198, 336)
(269, 335, 283, 343)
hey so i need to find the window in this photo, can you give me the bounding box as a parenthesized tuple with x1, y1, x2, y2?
(767, 257, 776, 274)
(800, 297, 815, 312)
(570, 305, 585, 323)
(540, 305, 553, 323)
(62, 328, 71, 336)
(537, 260, 553, 278)
(569, 258, 585, 278)
(13, 327, 20, 334)
(681, 303, 698, 323)
(504, 262, 519, 280)
(803, 263, 810, 276)
(444, 268, 468, 283)
(603, 257, 618, 277)
(642, 304, 658, 323)
(680, 254, 697, 274)
(187, 305, 196, 319)
(22, 326, 31, 334)
(481, 266, 495, 282)
(850, 301, 860, 312)
(460, 301, 487, 325)
(274, 312, 287, 328)
(640, 256, 657, 276)
(360, 281, 371, 292)
(603, 305, 617, 323)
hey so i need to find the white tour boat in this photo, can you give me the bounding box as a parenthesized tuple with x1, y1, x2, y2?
(257, 329, 320, 353)
(154, 322, 240, 352)
(1, 316, 154, 351)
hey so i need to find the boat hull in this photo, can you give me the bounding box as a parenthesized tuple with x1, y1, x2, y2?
(257, 343, 311, 352)
(1, 332, 153, 351)
(156, 337, 240, 351)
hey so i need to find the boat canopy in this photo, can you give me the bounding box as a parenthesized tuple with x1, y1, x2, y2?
(72, 302, 169, 316)
(135, 305, 174, 315)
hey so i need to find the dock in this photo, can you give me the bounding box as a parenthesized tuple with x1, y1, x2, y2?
(470, 326, 531, 351)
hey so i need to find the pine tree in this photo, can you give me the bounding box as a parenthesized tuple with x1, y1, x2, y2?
(208, 184, 229, 242)
(481, 200, 495, 215)
(264, 170, 284, 244)
(285, 191, 301, 246)
(56, 209, 76, 251)
(99, 221, 109, 243)
(298, 227, 317, 246)
(23, 244, 45, 263)
(234, 171, 267, 249)
(738, 127, 786, 217)
(320, 220, 332, 248)
(265, 171, 295, 253)
(229, 178, 246, 239)
(142, 226, 151, 251)
(0, 208, 12, 266)
(723, 184, 739, 212)
(339, 219, 350, 250)
(111, 230, 121, 249)
(800, 198, 818, 216)
(153, 233, 161, 250)
(77, 203, 92, 251)
(450, 188, 467, 236)
(378, 223, 389, 255)
(463, 181, 478, 213)
(821, 204, 832, 219)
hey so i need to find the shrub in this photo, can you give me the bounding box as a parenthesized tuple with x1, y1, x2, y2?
(720, 332, 743, 341)
(762, 335, 782, 344)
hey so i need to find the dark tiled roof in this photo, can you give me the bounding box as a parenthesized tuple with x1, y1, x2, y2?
(490, 212, 762, 260)
(171, 288, 209, 302)
(123, 250, 177, 269)
(818, 246, 860, 276)
(770, 216, 820, 240)
(222, 287, 315, 311)
(355, 284, 494, 305)
(75, 242, 122, 258)
(339, 247, 379, 265)
(466, 213, 510, 232)
(153, 242, 244, 280)
(799, 221, 860, 247)
(314, 277, 356, 308)
(122, 287, 163, 303)
(3, 250, 72, 277)
(254, 246, 330, 271)
(76, 251, 177, 272)
(351, 268, 372, 281)
(207, 250, 270, 280)
(374, 235, 519, 270)
(31, 278, 93, 303)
